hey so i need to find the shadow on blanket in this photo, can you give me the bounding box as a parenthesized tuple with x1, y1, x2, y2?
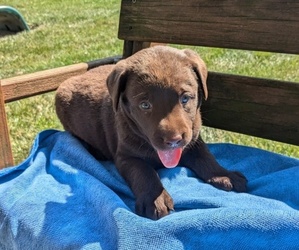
(0, 130, 298, 249)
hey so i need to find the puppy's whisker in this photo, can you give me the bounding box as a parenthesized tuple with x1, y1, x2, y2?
(133, 92, 147, 99)
(137, 140, 148, 151)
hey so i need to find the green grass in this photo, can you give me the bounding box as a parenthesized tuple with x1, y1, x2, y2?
(0, 0, 122, 77)
(1, 0, 298, 164)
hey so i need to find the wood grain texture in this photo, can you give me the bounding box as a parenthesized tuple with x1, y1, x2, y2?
(119, 0, 299, 54)
(2, 63, 88, 103)
(122, 41, 163, 58)
(202, 73, 299, 145)
(0, 82, 14, 169)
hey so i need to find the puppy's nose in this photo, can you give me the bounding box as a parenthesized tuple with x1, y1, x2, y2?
(164, 134, 183, 147)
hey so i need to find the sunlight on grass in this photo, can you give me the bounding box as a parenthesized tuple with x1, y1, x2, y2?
(1, 0, 298, 164)
(6, 93, 62, 163)
(0, 0, 122, 78)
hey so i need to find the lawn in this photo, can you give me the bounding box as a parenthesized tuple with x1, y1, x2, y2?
(1, 0, 298, 164)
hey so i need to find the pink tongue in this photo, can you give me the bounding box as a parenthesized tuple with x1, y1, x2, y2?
(157, 148, 183, 168)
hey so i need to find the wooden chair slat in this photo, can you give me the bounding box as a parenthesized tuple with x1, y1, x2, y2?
(2, 63, 88, 103)
(119, 0, 299, 54)
(202, 73, 299, 145)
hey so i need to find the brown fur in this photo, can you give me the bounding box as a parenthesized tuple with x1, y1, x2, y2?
(55, 46, 247, 220)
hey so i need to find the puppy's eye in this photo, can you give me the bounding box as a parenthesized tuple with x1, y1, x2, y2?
(180, 94, 192, 105)
(139, 101, 152, 110)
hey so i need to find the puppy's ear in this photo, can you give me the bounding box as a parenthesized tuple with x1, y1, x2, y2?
(183, 49, 208, 101)
(106, 61, 128, 112)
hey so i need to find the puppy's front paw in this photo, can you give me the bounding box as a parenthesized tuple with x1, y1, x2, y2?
(208, 171, 247, 192)
(207, 176, 233, 191)
(135, 189, 174, 220)
(228, 171, 247, 192)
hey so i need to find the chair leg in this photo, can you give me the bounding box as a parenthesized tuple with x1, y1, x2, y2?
(0, 81, 14, 169)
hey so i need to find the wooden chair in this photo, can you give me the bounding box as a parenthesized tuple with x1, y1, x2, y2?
(0, 0, 298, 169)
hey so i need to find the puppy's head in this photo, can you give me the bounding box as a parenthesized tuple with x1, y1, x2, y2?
(107, 46, 208, 168)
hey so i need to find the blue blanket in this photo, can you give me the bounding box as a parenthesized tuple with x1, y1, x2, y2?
(0, 130, 299, 250)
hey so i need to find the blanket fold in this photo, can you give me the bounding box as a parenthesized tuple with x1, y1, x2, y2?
(0, 130, 298, 250)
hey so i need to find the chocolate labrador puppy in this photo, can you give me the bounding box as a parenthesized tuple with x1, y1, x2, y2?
(55, 46, 247, 220)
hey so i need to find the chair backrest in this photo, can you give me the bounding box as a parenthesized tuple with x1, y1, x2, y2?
(118, 0, 299, 145)
(0, 0, 298, 169)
